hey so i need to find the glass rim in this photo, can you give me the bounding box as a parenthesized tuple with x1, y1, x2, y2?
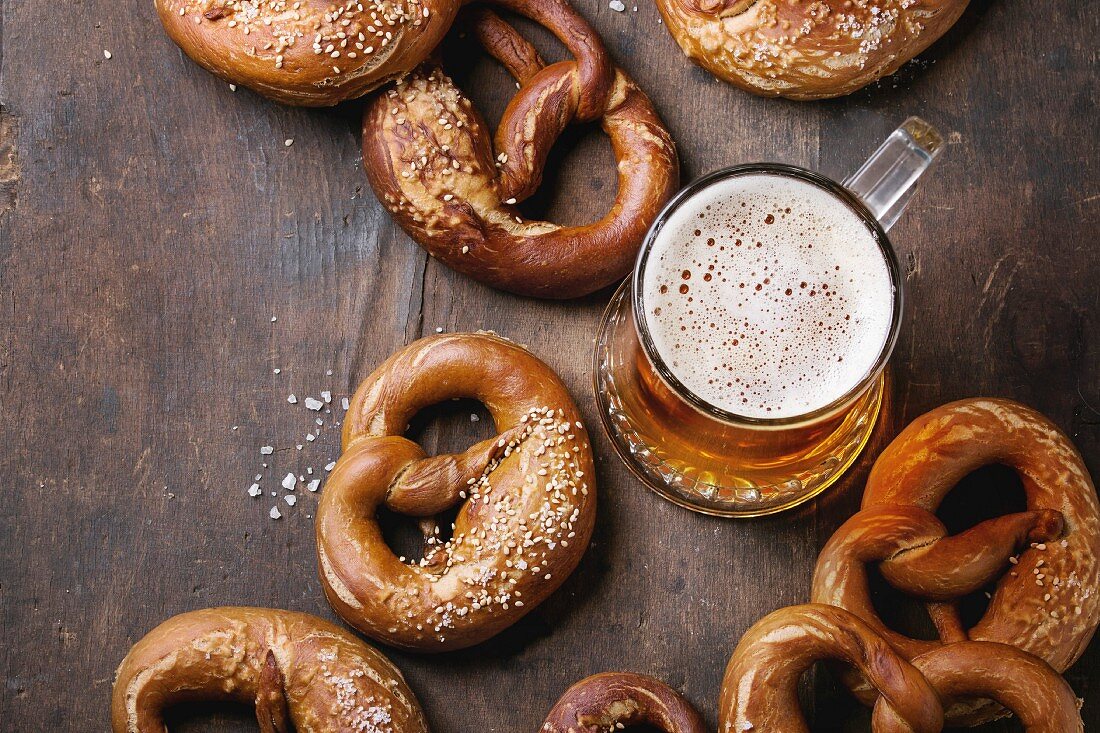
(631, 163, 905, 428)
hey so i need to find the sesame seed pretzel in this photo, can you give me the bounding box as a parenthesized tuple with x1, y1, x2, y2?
(111, 607, 429, 733)
(871, 641, 1084, 732)
(317, 332, 596, 651)
(540, 672, 706, 733)
(361, 1, 680, 298)
(811, 398, 1100, 724)
(654, 0, 970, 100)
(156, 0, 460, 106)
(719, 604, 944, 733)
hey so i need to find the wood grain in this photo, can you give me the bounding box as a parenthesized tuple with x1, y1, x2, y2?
(0, 0, 1096, 730)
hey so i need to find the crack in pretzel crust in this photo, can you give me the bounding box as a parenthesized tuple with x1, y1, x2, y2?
(361, 3, 678, 298)
(111, 607, 429, 733)
(317, 332, 596, 651)
(541, 673, 706, 733)
(654, 0, 970, 100)
(155, 0, 460, 106)
(811, 397, 1100, 726)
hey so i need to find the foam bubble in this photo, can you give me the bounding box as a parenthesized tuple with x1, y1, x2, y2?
(641, 173, 893, 419)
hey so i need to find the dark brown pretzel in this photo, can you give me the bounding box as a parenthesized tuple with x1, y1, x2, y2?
(719, 604, 944, 733)
(361, 1, 679, 298)
(654, 0, 969, 100)
(111, 607, 429, 732)
(871, 642, 1084, 732)
(155, 0, 461, 106)
(317, 332, 596, 651)
(812, 398, 1100, 724)
(541, 673, 706, 733)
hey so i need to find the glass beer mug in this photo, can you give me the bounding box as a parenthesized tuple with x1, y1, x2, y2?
(594, 118, 944, 517)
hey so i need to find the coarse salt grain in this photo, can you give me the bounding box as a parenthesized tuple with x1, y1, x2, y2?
(260, 446, 274, 455)
(284, 494, 297, 506)
(325, 461, 337, 471)
(304, 397, 324, 410)
(321, 390, 332, 403)
(270, 506, 282, 519)
(282, 473, 297, 490)
(609, 0, 625, 11)
(248, 484, 262, 497)
(307, 479, 321, 492)
(287, 394, 298, 404)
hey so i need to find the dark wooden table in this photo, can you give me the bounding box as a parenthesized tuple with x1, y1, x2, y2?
(1, 0, 1097, 730)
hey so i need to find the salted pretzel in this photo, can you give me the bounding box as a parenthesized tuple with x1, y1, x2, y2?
(155, 0, 460, 106)
(111, 607, 428, 732)
(654, 0, 969, 100)
(541, 673, 706, 733)
(317, 332, 596, 651)
(719, 604, 944, 733)
(812, 398, 1100, 724)
(872, 641, 1084, 732)
(361, 1, 679, 298)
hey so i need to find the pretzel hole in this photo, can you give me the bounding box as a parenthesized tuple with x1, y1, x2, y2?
(935, 463, 1027, 627)
(441, 22, 617, 226)
(375, 398, 496, 561)
(162, 700, 255, 730)
(866, 563, 941, 642)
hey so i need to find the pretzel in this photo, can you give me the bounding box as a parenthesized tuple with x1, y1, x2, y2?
(155, 0, 460, 106)
(654, 0, 969, 100)
(719, 604, 944, 733)
(540, 672, 705, 733)
(111, 607, 428, 732)
(812, 398, 1100, 724)
(871, 641, 1084, 732)
(361, 1, 679, 298)
(316, 332, 596, 651)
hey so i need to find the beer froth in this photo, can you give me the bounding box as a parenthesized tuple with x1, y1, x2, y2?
(641, 173, 894, 420)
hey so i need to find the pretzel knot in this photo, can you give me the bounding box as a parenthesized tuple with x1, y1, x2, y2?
(812, 398, 1100, 725)
(719, 604, 944, 733)
(871, 641, 1084, 732)
(111, 607, 429, 733)
(362, 1, 679, 298)
(316, 332, 597, 651)
(541, 672, 705, 733)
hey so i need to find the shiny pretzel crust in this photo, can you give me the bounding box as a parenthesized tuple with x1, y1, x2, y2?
(812, 398, 1100, 725)
(541, 672, 706, 733)
(155, 0, 459, 105)
(361, 10, 678, 298)
(719, 604, 943, 733)
(111, 607, 428, 732)
(655, 0, 969, 100)
(317, 333, 596, 650)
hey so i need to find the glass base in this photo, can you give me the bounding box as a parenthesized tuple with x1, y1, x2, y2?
(593, 282, 882, 518)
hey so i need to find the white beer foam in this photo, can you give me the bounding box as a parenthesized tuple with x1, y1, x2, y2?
(642, 173, 893, 420)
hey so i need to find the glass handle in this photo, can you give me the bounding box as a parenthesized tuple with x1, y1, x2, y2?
(843, 116, 944, 232)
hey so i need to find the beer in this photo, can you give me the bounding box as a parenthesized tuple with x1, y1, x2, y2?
(639, 173, 895, 420)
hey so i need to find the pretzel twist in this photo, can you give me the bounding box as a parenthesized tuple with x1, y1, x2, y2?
(155, 0, 461, 106)
(362, 2, 679, 298)
(871, 642, 1084, 733)
(541, 673, 706, 733)
(316, 332, 596, 651)
(654, 0, 969, 100)
(111, 607, 429, 733)
(812, 398, 1100, 724)
(719, 604, 944, 733)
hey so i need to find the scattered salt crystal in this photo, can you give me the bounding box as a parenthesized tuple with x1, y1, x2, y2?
(271, 316, 277, 322)
(103, 49, 112, 59)
(254, 474, 262, 481)
(273, 368, 281, 374)
(321, 390, 332, 403)
(470, 414, 480, 422)
(307, 479, 321, 492)
(435, 327, 443, 333)
(325, 461, 337, 471)
(282, 473, 297, 490)
(326, 370, 333, 376)
(260, 446, 274, 455)
(341, 397, 350, 410)
(284, 495, 297, 506)
(284, 139, 294, 147)
(287, 394, 298, 404)
(304, 397, 324, 410)
(609, 0, 625, 11)
(315, 418, 324, 426)
(229, 83, 237, 91)
(306, 434, 316, 442)
(248, 484, 262, 497)
(306, 467, 313, 475)
(269, 506, 282, 519)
